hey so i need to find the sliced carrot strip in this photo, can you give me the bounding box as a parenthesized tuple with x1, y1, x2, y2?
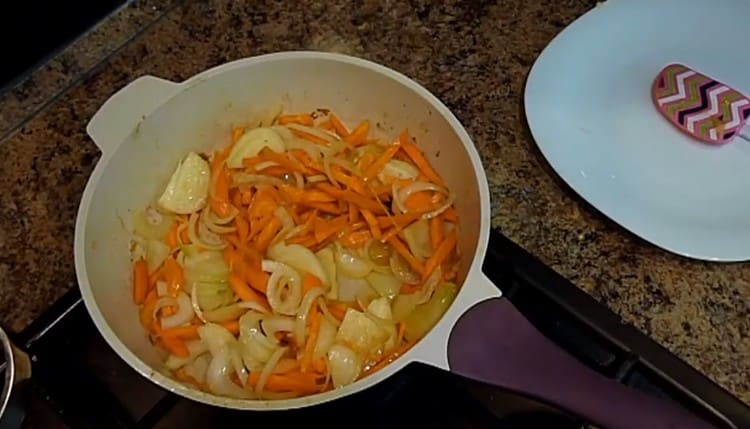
(423, 230, 457, 281)
(430, 215, 443, 252)
(344, 120, 369, 146)
(133, 259, 149, 305)
(363, 141, 400, 180)
(398, 129, 444, 186)
(301, 307, 321, 372)
(386, 235, 424, 275)
(278, 113, 314, 126)
(360, 209, 381, 239)
(290, 128, 329, 145)
(229, 273, 268, 305)
(302, 274, 322, 294)
(329, 113, 350, 138)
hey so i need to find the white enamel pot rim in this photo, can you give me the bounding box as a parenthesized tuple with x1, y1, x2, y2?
(73, 51, 500, 410)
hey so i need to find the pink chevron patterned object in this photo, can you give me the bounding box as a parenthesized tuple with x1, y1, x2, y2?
(652, 63, 750, 144)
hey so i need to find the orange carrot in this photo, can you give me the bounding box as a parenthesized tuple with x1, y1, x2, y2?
(254, 216, 282, 252)
(442, 207, 458, 222)
(404, 191, 435, 213)
(302, 274, 322, 294)
(278, 113, 315, 126)
(161, 335, 189, 357)
(363, 141, 401, 180)
(386, 236, 425, 275)
(163, 257, 184, 297)
(290, 128, 329, 145)
(312, 357, 326, 374)
(329, 113, 349, 138)
(236, 214, 249, 243)
(133, 259, 149, 305)
(160, 324, 199, 340)
(348, 202, 358, 223)
(165, 221, 180, 249)
(376, 211, 422, 230)
(231, 126, 245, 144)
(398, 129, 444, 185)
(243, 259, 270, 294)
(139, 289, 158, 329)
(327, 302, 350, 321)
(257, 150, 306, 174)
(210, 166, 233, 218)
(229, 273, 267, 305)
(222, 319, 240, 335)
(274, 358, 301, 375)
(312, 215, 349, 243)
(356, 151, 377, 172)
(423, 230, 456, 281)
(247, 371, 322, 394)
(344, 120, 369, 146)
(430, 215, 443, 251)
(316, 183, 384, 213)
(360, 209, 381, 239)
(301, 308, 322, 372)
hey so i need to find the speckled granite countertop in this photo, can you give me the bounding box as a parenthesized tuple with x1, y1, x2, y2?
(0, 0, 748, 405)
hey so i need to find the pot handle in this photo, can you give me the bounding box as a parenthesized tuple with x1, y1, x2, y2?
(446, 275, 717, 429)
(87, 76, 181, 156)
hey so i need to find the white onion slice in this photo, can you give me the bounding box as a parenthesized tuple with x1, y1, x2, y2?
(255, 346, 288, 398)
(152, 296, 177, 320)
(261, 316, 295, 339)
(161, 292, 195, 329)
(188, 212, 224, 250)
(317, 300, 341, 328)
(262, 260, 303, 316)
(237, 301, 270, 314)
(285, 122, 339, 143)
(202, 209, 236, 235)
(416, 266, 441, 305)
(293, 287, 326, 347)
(421, 191, 456, 220)
(191, 283, 206, 323)
(293, 171, 304, 188)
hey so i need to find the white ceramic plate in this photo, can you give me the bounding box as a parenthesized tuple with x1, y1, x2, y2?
(525, 0, 750, 262)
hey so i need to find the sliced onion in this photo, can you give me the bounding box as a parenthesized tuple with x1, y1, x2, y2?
(262, 260, 303, 315)
(153, 296, 177, 320)
(176, 223, 189, 247)
(317, 300, 341, 328)
(206, 351, 254, 399)
(329, 157, 361, 176)
(261, 316, 295, 339)
(335, 246, 372, 278)
(183, 353, 211, 384)
(161, 292, 195, 329)
(202, 209, 236, 235)
(294, 287, 326, 346)
(417, 266, 441, 305)
(191, 282, 206, 323)
(198, 215, 225, 247)
(293, 171, 304, 188)
(322, 154, 338, 188)
(268, 242, 329, 285)
(253, 161, 280, 171)
(274, 207, 295, 231)
(255, 346, 288, 398)
(390, 252, 420, 285)
(202, 303, 248, 323)
(188, 212, 224, 250)
(327, 344, 363, 388)
(205, 205, 237, 225)
(337, 275, 374, 303)
(313, 317, 337, 361)
(146, 240, 171, 273)
(285, 123, 339, 143)
(165, 340, 208, 370)
(421, 191, 456, 220)
(237, 301, 270, 314)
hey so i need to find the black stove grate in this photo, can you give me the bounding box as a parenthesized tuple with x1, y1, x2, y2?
(6, 230, 749, 429)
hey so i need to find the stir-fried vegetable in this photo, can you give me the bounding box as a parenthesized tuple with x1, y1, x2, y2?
(129, 109, 461, 399)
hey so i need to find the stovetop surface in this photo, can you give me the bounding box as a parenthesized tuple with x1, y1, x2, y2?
(6, 229, 749, 429)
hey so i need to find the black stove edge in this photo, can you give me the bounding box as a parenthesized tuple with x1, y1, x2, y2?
(485, 228, 750, 429)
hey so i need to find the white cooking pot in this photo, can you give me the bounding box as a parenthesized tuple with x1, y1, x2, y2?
(74, 52, 716, 429)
